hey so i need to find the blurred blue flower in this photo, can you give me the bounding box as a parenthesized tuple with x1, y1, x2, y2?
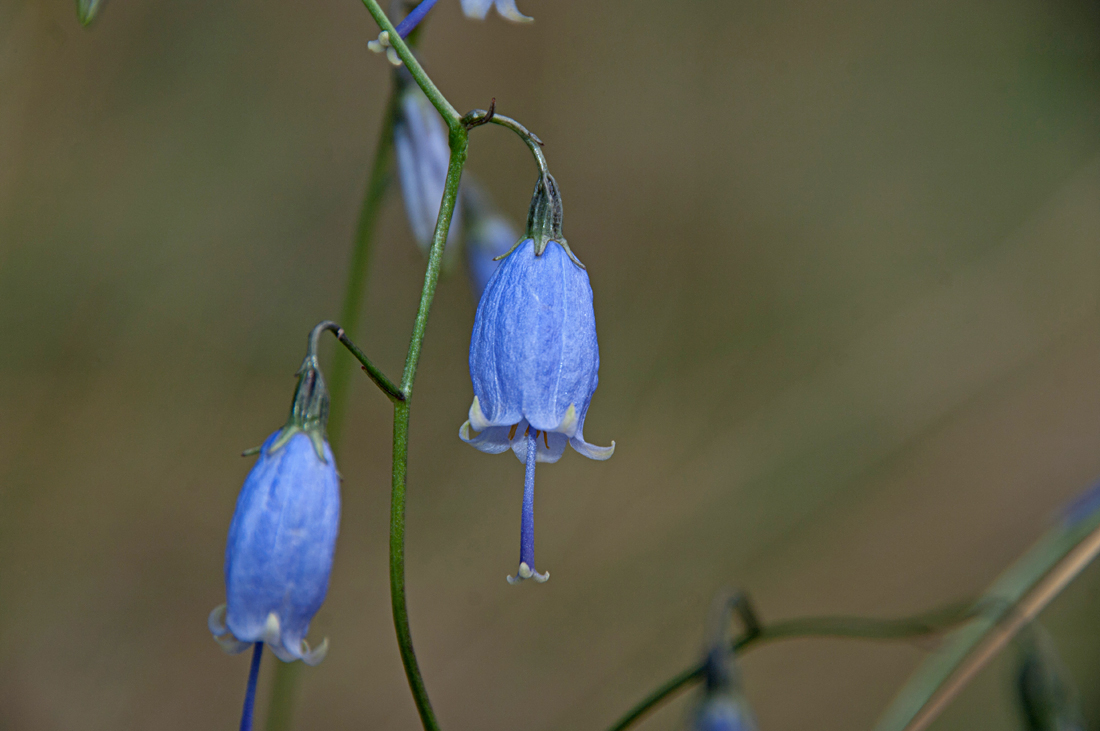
(691, 648, 758, 731)
(460, 174, 613, 583)
(462, 179, 520, 299)
(209, 345, 340, 666)
(690, 593, 759, 731)
(459, 0, 532, 22)
(394, 73, 462, 261)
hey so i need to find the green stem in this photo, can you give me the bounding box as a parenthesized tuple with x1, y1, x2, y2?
(386, 121, 468, 731)
(326, 91, 398, 439)
(359, 0, 461, 131)
(602, 603, 976, 731)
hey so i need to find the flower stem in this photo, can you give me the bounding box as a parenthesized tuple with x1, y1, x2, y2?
(602, 601, 976, 731)
(240, 643, 264, 731)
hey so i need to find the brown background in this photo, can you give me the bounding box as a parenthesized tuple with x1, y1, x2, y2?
(3, 0, 1100, 729)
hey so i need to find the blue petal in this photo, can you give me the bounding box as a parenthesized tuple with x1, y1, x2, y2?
(223, 430, 340, 662)
(469, 239, 600, 434)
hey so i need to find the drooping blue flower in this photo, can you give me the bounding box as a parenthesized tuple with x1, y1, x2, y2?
(459, 174, 613, 583)
(459, 0, 532, 22)
(393, 72, 462, 261)
(462, 178, 520, 299)
(209, 334, 340, 667)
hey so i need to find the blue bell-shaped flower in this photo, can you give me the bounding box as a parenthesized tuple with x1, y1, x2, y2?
(460, 173, 614, 583)
(393, 70, 462, 260)
(209, 331, 340, 667)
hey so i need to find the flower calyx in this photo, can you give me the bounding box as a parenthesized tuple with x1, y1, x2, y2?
(271, 333, 331, 461)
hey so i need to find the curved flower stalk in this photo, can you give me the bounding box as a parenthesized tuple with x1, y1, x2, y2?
(461, 178, 520, 298)
(210, 330, 342, 729)
(460, 173, 614, 583)
(394, 71, 463, 262)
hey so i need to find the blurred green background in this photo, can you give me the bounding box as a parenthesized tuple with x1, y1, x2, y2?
(3, 0, 1100, 729)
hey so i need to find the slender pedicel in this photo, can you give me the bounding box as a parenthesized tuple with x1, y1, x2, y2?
(240, 642, 264, 731)
(508, 428, 549, 584)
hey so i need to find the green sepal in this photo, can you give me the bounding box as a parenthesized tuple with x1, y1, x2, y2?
(521, 173, 585, 268)
(269, 351, 331, 463)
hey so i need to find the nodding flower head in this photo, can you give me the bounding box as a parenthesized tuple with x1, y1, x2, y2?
(691, 593, 759, 731)
(393, 71, 462, 261)
(460, 174, 613, 583)
(209, 337, 341, 666)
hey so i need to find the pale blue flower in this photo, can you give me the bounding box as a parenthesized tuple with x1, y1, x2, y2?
(459, 0, 532, 22)
(462, 179, 520, 298)
(394, 74, 462, 259)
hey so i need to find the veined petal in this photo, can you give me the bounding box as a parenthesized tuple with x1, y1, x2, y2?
(223, 431, 340, 665)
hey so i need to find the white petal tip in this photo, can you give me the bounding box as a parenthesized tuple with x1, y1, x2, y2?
(495, 0, 533, 22)
(507, 562, 549, 584)
(300, 638, 329, 666)
(572, 438, 615, 461)
(209, 604, 251, 654)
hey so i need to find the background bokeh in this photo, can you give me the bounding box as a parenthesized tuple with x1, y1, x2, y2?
(3, 0, 1100, 729)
